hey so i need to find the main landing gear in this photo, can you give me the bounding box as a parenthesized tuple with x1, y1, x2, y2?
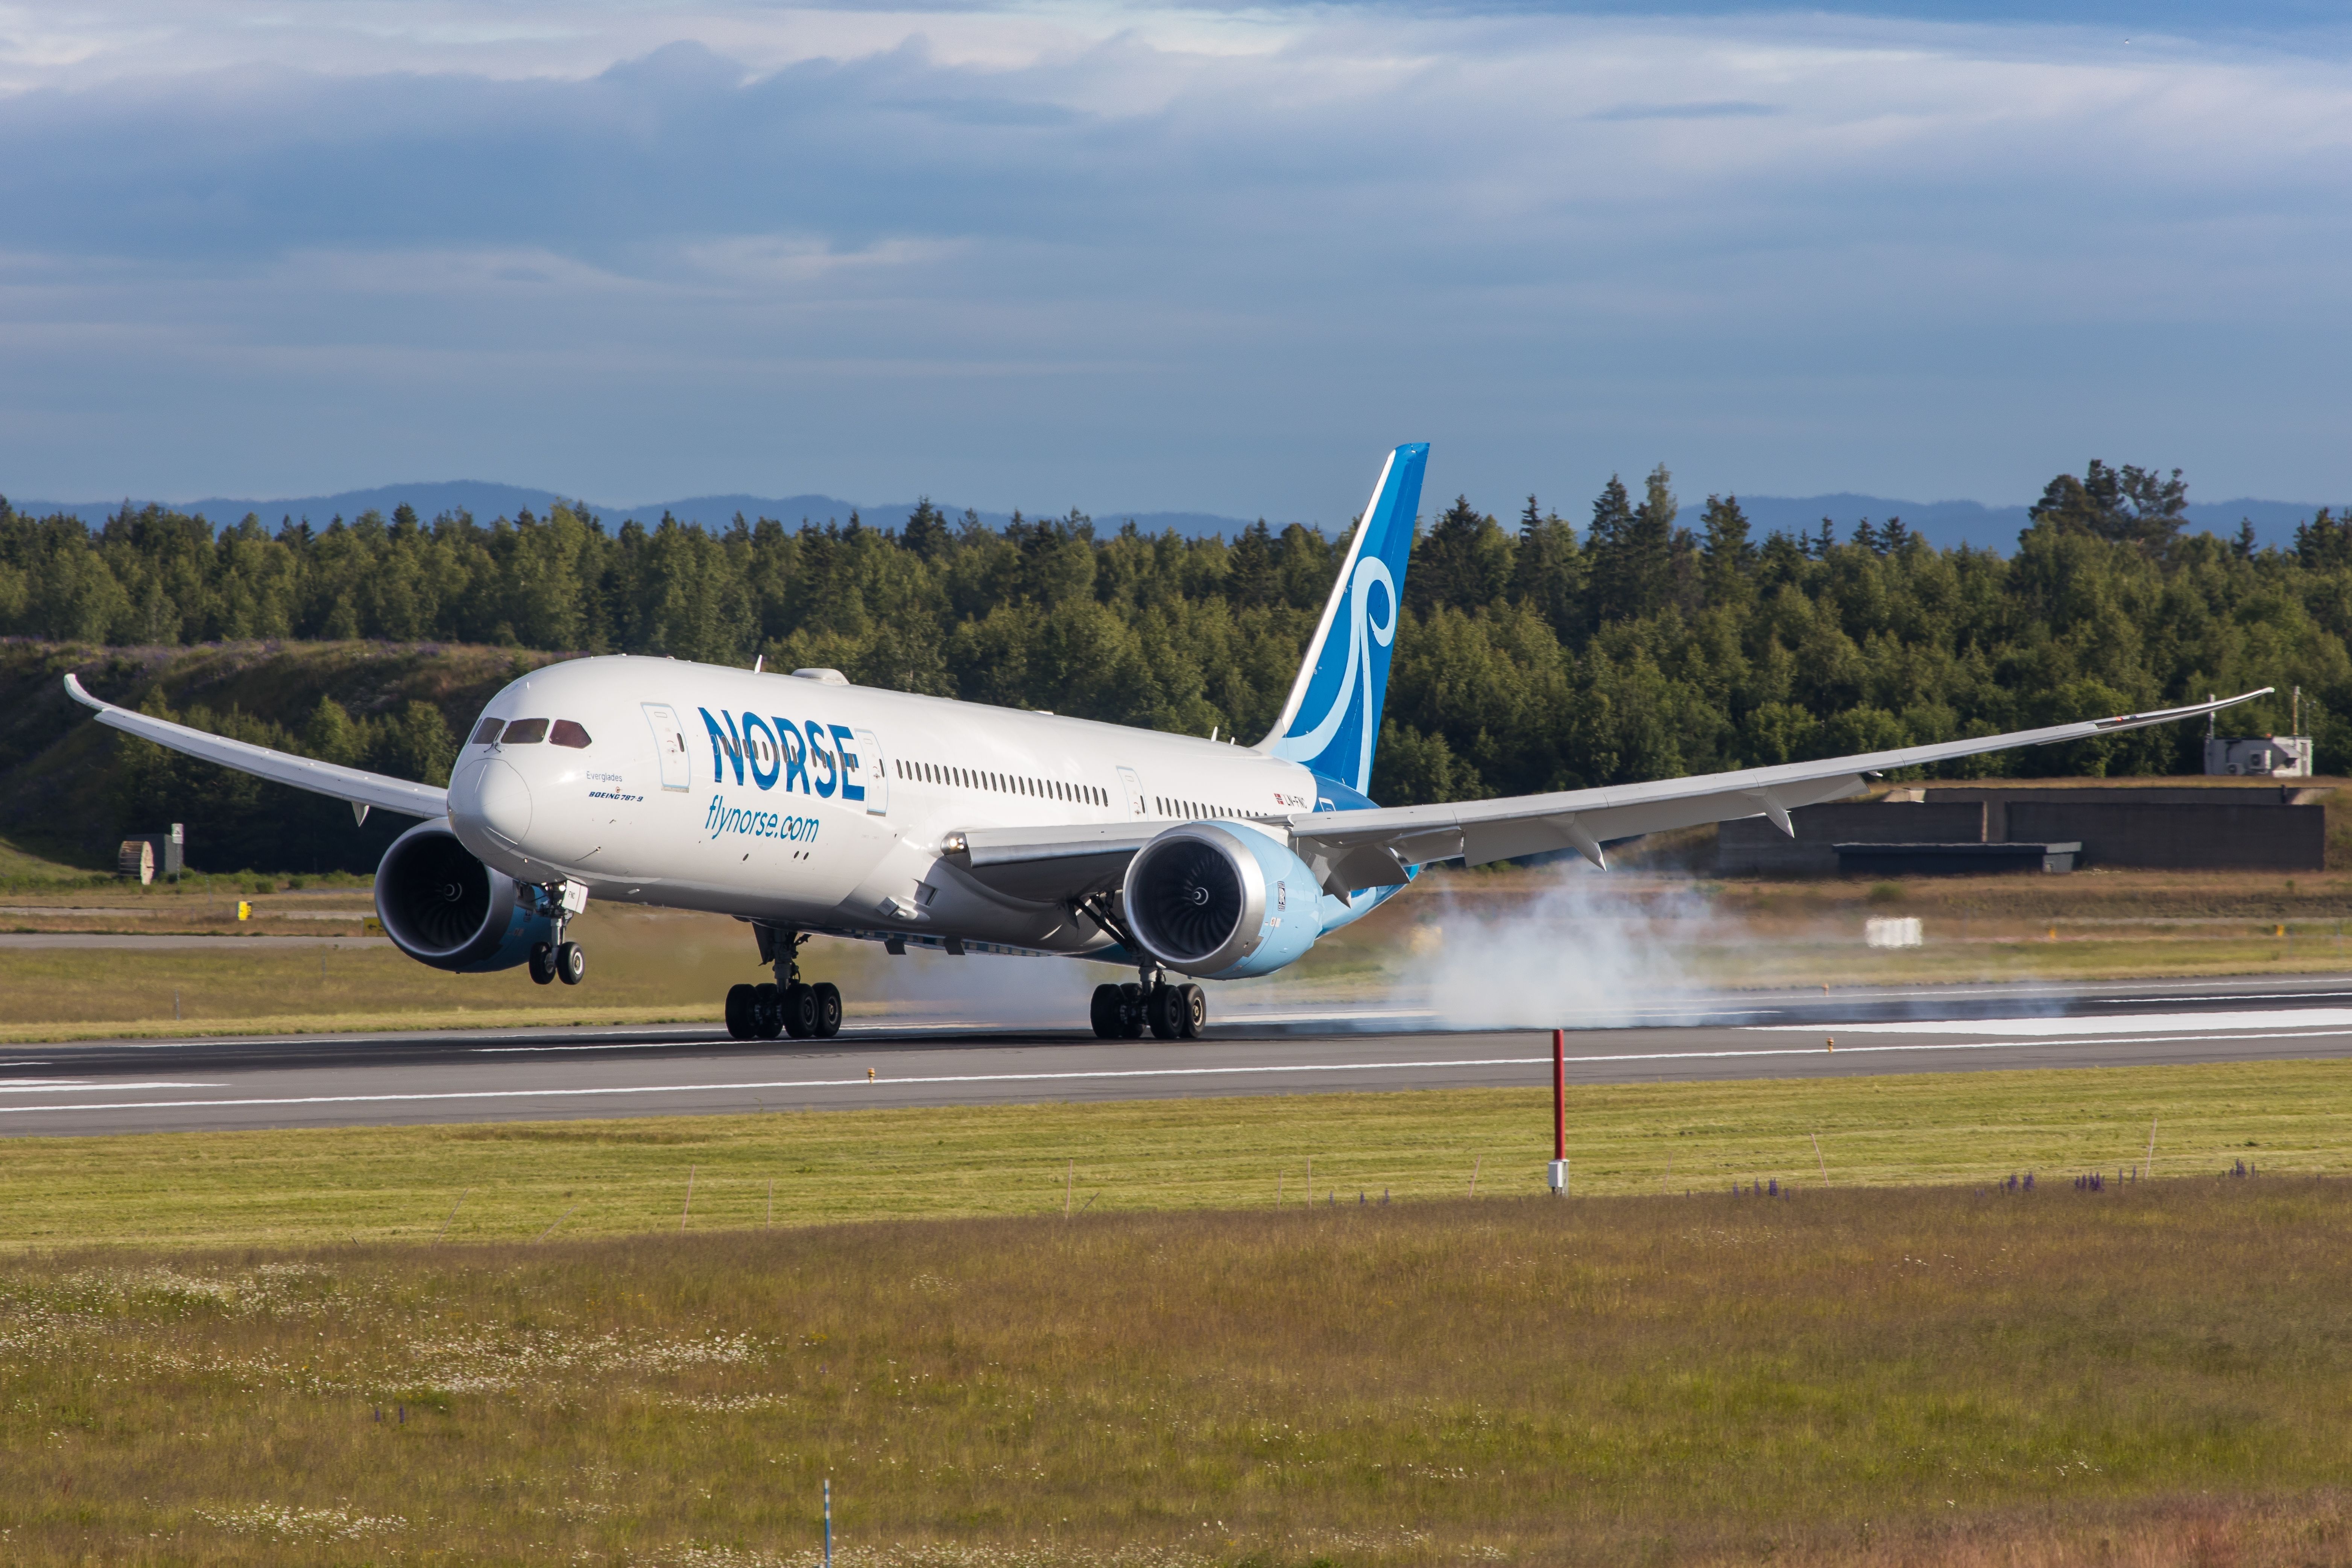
(723, 926, 842, 1041)
(1090, 977, 1205, 1040)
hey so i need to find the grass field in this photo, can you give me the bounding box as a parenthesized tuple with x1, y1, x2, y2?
(3, 1177, 2347, 1565)
(6, 1065, 2352, 1563)
(2, 1059, 2341, 1250)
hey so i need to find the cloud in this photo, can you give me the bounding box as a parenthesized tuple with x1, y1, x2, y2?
(1590, 99, 1778, 119)
(2, 3, 2352, 514)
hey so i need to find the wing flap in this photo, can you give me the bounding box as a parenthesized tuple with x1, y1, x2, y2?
(65, 673, 450, 819)
(949, 822, 1159, 903)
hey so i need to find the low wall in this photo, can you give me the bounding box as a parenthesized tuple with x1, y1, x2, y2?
(1718, 803, 1986, 876)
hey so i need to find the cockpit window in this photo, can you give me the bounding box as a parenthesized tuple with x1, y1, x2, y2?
(502, 718, 550, 744)
(550, 720, 592, 749)
(470, 718, 505, 745)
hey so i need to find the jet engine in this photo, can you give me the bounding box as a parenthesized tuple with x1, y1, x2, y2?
(373, 819, 556, 972)
(1122, 821, 1323, 979)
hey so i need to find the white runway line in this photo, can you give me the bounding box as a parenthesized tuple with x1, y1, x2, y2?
(1756, 1008, 2352, 1037)
(0, 1080, 222, 1093)
(8, 1023, 2352, 1118)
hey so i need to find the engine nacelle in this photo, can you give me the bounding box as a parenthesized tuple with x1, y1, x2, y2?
(373, 820, 556, 973)
(1123, 821, 1323, 980)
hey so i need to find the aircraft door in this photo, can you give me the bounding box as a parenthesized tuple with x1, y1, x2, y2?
(1117, 766, 1147, 818)
(855, 729, 889, 815)
(643, 703, 691, 791)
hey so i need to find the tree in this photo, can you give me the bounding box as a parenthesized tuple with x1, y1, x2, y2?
(1699, 494, 1756, 605)
(1589, 466, 1678, 623)
(901, 498, 952, 562)
(1508, 495, 1584, 643)
(1408, 496, 1511, 615)
(2028, 459, 2189, 550)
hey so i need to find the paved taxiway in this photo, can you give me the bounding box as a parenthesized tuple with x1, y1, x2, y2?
(5, 972, 2352, 1136)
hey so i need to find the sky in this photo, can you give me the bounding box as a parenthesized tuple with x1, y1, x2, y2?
(5, 0, 2352, 526)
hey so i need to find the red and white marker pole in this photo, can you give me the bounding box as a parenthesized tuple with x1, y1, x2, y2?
(1548, 1027, 1568, 1196)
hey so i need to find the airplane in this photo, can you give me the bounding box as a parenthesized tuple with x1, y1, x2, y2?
(65, 443, 2267, 1042)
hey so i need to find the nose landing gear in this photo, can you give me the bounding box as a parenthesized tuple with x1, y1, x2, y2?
(724, 927, 842, 1041)
(525, 880, 590, 986)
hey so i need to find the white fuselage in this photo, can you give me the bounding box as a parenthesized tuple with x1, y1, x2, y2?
(444, 655, 1335, 956)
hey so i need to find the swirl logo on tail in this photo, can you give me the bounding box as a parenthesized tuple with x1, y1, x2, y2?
(1260, 444, 1428, 797)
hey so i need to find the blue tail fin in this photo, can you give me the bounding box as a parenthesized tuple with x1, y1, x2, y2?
(1258, 443, 1428, 795)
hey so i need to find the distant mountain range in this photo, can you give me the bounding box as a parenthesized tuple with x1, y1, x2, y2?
(9, 481, 2334, 555)
(6, 482, 1249, 543)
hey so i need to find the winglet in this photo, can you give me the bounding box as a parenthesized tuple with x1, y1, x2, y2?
(63, 672, 103, 711)
(2092, 687, 2271, 730)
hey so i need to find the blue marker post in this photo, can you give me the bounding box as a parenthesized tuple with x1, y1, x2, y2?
(824, 1477, 832, 1568)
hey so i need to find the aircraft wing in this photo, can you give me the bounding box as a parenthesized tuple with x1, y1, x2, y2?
(1282, 688, 2273, 895)
(65, 673, 451, 820)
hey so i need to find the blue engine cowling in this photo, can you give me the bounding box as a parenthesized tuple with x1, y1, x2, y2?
(374, 819, 556, 973)
(1123, 821, 1323, 980)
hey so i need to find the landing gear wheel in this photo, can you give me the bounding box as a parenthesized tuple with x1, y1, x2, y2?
(1147, 982, 1187, 1040)
(1175, 982, 1206, 1039)
(1089, 983, 1124, 1039)
(782, 982, 820, 1039)
(555, 941, 585, 986)
(812, 982, 843, 1039)
(724, 983, 757, 1040)
(1118, 982, 1148, 1039)
(753, 982, 785, 1040)
(528, 943, 557, 986)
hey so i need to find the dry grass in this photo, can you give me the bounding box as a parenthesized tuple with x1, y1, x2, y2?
(1, 1180, 2348, 1565)
(5, 865, 2352, 1043)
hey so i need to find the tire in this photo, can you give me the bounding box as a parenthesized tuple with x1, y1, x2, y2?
(724, 982, 757, 1040)
(812, 982, 843, 1039)
(555, 941, 586, 986)
(783, 982, 820, 1039)
(1118, 982, 1147, 1040)
(1089, 983, 1123, 1039)
(1176, 983, 1206, 1039)
(528, 944, 556, 986)
(754, 982, 784, 1040)
(1147, 983, 1181, 1041)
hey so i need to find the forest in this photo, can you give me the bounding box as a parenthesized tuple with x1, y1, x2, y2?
(3, 457, 2348, 843)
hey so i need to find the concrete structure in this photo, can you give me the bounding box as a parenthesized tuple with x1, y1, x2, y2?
(1835, 840, 2080, 876)
(1717, 802, 1986, 876)
(1924, 787, 2324, 872)
(1718, 787, 2325, 875)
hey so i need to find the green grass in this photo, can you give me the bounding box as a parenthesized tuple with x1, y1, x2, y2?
(3, 1061, 2345, 1251)
(3, 1179, 2349, 1565)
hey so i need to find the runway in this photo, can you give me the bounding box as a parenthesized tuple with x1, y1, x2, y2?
(6, 972, 2352, 1136)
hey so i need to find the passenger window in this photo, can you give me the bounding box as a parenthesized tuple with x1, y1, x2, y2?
(550, 720, 592, 749)
(471, 718, 505, 744)
(503, 719, 550, 744)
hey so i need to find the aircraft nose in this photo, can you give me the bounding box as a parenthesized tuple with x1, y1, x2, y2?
(453, 758, 533, 848)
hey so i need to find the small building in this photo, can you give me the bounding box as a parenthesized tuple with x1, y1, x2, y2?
(2206, 735, 2313, 778)
(117, 823, 185, 883)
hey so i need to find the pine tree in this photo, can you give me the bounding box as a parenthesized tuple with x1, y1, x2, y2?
(1698, 494, 1756, 606)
